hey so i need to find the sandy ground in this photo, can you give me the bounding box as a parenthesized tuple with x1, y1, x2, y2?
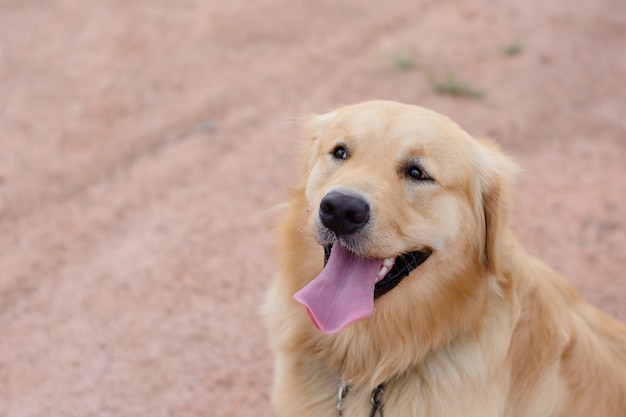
(0, 1, 625, 416)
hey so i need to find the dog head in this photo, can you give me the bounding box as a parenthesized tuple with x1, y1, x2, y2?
(292, 101, 518, 336)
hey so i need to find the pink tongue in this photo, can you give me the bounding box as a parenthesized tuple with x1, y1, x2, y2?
(293, 243, 382, 334)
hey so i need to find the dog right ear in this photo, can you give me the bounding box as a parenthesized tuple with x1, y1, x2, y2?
(473, 139, 519, 277)
(297, 111, 336, 183)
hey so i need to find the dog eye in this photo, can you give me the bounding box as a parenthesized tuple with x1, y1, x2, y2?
(332, 145, 348, 160)
(407, 166, 430, 180)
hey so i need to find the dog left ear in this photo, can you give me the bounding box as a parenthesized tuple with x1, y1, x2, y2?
(474, 139, 519, 277)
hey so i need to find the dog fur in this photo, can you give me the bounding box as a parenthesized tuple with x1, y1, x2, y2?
(263, 101, 626, 417)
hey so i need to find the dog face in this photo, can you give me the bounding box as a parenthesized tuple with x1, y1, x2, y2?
(293, 101, 517, 336)
(304, 102, 478, 260)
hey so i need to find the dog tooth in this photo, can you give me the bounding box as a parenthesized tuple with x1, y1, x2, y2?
(383, 258, 394, 267)
(377, 266, 389, 277)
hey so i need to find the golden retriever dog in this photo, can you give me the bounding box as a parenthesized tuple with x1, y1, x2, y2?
(263, 100, 626, 417)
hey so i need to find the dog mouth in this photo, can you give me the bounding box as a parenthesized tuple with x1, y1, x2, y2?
(293, 241, 431, 334)
(324, 243, 431, 299)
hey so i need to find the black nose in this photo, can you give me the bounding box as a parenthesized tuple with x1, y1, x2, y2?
(319, 191, 370, 236)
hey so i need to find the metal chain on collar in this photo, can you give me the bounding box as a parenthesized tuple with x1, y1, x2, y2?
(336, 380, 350, 416)
(336, 381, 385, 417)
(369, 384, 385, 417)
